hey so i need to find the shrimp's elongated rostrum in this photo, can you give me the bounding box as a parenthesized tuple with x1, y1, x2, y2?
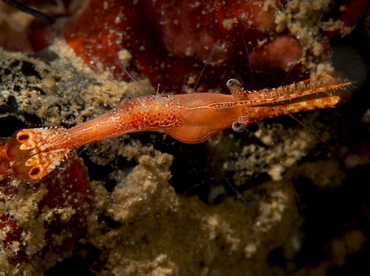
(6, 74, 351, 181)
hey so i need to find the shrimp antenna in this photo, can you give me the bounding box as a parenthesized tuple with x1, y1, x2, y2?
(115, 61, 147, 94)
(222, 175, 254, 206)
(316, 1, 330, 24)
(281, 60, 299, 86)
(240, 23, 254, 88)
(2, 0, 55, 25)
(192, 41, 218, 92)
(287, 113, 345, 162)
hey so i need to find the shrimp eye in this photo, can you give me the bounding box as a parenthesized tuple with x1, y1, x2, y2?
(17, 132, 30, 141)
(232, 121, 247, 133)
(226, 79, 241, 88)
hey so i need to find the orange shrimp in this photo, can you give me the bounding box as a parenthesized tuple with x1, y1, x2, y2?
(6, 73, 351, 181)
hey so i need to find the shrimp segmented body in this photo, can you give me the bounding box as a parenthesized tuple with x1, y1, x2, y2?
(6, 73, 351, 181)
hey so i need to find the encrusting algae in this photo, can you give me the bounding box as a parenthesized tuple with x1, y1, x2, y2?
(0, 0, 369, 274)
(0, 39, 357, 275)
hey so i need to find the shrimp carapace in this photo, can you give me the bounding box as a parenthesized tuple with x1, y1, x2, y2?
(7, 73, 351, 181)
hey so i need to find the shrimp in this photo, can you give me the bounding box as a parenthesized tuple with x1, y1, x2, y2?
(6, 73, 351, 181)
